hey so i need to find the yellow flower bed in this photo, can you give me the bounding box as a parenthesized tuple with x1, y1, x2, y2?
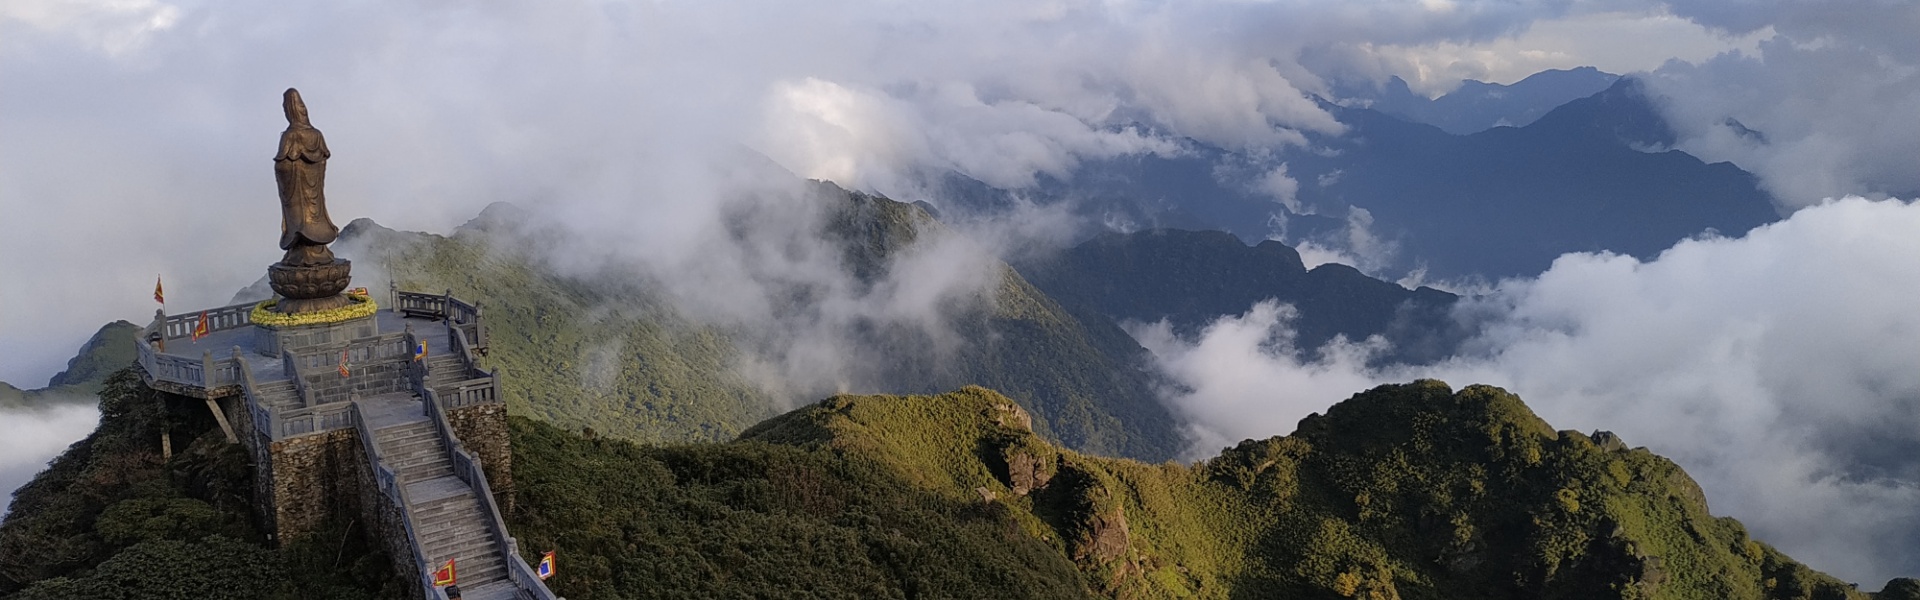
(251, 293, 377, 328)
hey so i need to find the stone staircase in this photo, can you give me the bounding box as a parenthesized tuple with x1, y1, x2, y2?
(423, 353, 472, 395)
(371, 405, 521, 600)
(252, 379, 301, 412)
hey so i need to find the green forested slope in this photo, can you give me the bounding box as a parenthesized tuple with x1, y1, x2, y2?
(507, 382, 1910, 600)
(341, 182, 1180, 459)
(0, 369, 397, 599)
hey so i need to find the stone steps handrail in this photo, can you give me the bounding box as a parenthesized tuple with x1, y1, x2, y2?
(282, 349, 312, 409)
(445, 294, 485, 351)
(160, 300, 257, 340)
(404, 330, 428, 392)
(289, 333, 412, 374)
(272, 398, 354, 439)
(236, 351, 273, 445)
(438, 376, 502, 410)
(396, 290, 448, 319)
(447, 321, 481, 376)
(350, 400, 441, 600)
(423, 389, 558, 600)
(147, 347, 207, 386)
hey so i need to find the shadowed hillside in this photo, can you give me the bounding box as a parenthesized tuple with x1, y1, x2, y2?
(1018, 228, 1466, 365)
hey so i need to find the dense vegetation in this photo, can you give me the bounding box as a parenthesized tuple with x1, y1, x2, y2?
(340, 181, 1182, 459)
(509, 382, 1914, 600)
(1017, 228, 1465, 365)
(0, 369, 397, 599)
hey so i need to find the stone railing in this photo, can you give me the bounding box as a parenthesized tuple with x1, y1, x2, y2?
(288, 333, 411, 373)
(138, 339, 204, 384)
(403, 330, 427, 391)
(159, 301, 256, 340)
(423, 389, 558, 600)
(238, 351, 271, 437)
(438, 375, 501, 410)
(398, 289, 487, 353)
(287, 333, 413, 405)
(438, 325, 505, 411)
(271, 398, 354, 439)
(351, 400, 441, 600)
(282, 350, 311, 408)
(136, 337, 245, 396)
(395, 290, 449, 319)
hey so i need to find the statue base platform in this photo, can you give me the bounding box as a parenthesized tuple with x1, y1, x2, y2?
(268, 258, 352, 313)
(276, 294, 354, 314)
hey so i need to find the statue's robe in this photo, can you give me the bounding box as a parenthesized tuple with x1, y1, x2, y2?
(275, 124, 338, 254)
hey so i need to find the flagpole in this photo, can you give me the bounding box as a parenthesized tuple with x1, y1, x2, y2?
(155, 275, 167, 352)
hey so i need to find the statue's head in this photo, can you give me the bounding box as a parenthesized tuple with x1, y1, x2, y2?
(282, 88, 310, 127)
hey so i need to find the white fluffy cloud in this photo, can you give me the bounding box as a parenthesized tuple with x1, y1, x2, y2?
(1139, 196, 1920, 585)
(0, 404, 100, 517)
(1643, 2, 1920, 207)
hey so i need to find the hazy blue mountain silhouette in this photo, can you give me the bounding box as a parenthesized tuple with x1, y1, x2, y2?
(1016, 228, 1468, 367)
(1344, 66, 1622, 135)
(932, 75, 1778, 282)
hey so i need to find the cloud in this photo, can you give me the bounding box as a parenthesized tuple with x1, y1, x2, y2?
(0, 403, 100, 518)
(1640, 2, 1920, 207)
(1139, 196, 1920, 585)
(0, 0, 1623, 388)
(1315, 10, 1767, 96)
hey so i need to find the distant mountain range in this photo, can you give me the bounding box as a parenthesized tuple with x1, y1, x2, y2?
(929, 73, 1780, 282)
(0, 321, 137, 409)
(1017, 228, 1466, 365)
(1336, 66, 1622, 135)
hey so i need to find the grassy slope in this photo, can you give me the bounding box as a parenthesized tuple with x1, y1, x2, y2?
(509, 382, 1902, 600)
(341, 183, 1180, 459)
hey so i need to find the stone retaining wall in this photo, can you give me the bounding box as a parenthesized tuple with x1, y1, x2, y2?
(266, 429, 364, 543)
(447, 402, 513, 513)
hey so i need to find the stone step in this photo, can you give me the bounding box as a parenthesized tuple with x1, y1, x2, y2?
(400, 464, 455, 484)
(377, 425, 440, 447)
(425, 540, 504, 570)
(387, 451, 449, 471)
(386, 438, 448, 458)
(418, 519, 487, 546)
(420, 553, 507, 585)
(391, 452, 451, 471)
(386, 437, 448, 459)
(376, 421, 435, 438)
(424, 535, 496, 561)
(447, 559, 510, 589)
(413, 495, 478, 517)
(414, 502, 480, 527)
(457, 580, 523, 600)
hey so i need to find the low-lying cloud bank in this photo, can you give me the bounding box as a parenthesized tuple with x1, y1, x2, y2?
(1136, 196, 1920, 585)
(0, 404, 101, 518)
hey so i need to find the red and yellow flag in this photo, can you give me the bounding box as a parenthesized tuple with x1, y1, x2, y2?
(337, 348, 351, 378)
(153, 276, 165, 305)
(191, 311, 210, 341)
(432, 557, 456, 586)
